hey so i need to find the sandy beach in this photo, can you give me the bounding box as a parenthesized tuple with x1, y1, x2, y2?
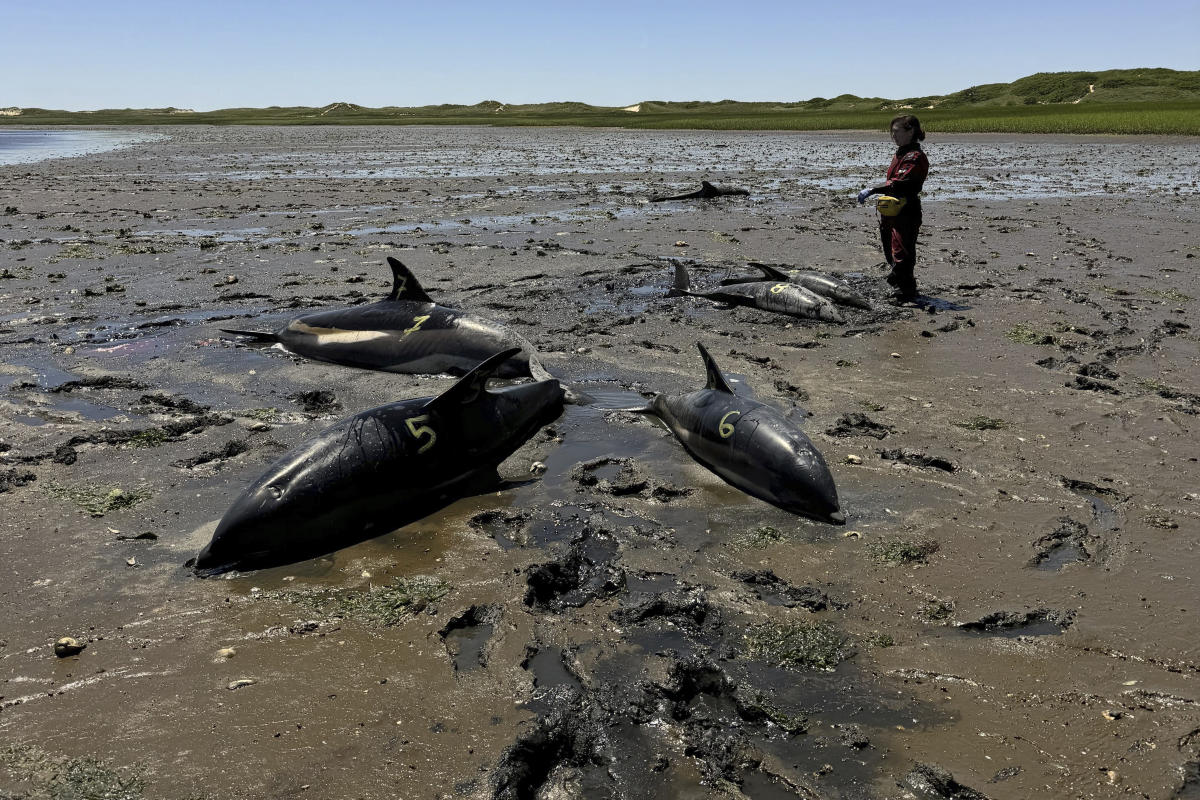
(1, 125, 1197, 799)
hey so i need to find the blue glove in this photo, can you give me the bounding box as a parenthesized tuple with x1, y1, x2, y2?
(857, 188, 873, 205)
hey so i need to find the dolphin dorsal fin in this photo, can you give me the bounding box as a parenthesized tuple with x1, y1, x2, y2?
(424, 347, 522, 411)
(700, 181, 716, 191)
(746, 262, 789, 282)
(696, 342, 735, 394)
(386, 257, 433, 303)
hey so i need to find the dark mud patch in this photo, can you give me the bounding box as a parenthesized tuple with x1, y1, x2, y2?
(878, 448, 956, 472)
(1029, 517, 1100, 570)
(489, 699, 610, 800)
(610, 584, 712, 631)
(825, 412, 893, 439)
(524, 527, 625, 612)
(48, 375, 148, 393)
(731, 569, 840, 611)
(957, 608, 1076, 637)
(288, 389, 341, 413)
(439, 604, 501, 673)
(904, 761, 991, 800)
(0, 468, 36, 494)
(172, 439, 251, 470)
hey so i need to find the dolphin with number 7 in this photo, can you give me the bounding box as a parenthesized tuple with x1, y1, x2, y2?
(222, 256, 549, 380)
(189, 348, 563, 574)
(627, 343, 844, 524)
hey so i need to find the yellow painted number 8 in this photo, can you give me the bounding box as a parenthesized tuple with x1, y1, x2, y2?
(770, 283, 788, 294)
(718, 410, 741, 438)
(404, 414, 437, 453)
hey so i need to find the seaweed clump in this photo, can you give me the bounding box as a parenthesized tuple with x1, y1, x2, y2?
(743, 620, 852, 671)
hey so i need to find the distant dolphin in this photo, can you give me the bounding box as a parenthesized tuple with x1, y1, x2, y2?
(626, 343, 843, 524)
(222, 256, 551, 381)
(722, 263, 872, 310)
(667, 262, 844, 322)
(650, 181, 750, 202)
(190, 348, 563, 574)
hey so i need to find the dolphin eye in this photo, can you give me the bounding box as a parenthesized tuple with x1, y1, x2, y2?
(267, 484, 283, 500)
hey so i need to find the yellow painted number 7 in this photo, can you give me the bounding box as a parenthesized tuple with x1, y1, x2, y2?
(404, 414, 437, 453)
(402, 314, 431, 337)
(718, 410, 741, 438)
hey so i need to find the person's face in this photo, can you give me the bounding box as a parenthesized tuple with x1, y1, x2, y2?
(891, 123, 915, 146)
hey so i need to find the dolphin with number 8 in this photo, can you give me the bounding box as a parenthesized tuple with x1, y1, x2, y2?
(629, 343, 844, 524)
(190, 348, 563, 574)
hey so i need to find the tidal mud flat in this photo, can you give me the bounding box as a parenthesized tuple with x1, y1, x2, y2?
(0, 125, 1197, 799)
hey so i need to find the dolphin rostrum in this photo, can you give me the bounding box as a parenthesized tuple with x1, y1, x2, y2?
(668, 262, 844, 322)
(222, 256, 554, 381)
(723, 262, 872, 310)
(190, 348, 564, 574)
(650, 181, 750, 202)
(626, 343, 843, 524)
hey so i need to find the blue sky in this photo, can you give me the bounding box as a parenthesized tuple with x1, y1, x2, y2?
(4, 0, 1197, 110)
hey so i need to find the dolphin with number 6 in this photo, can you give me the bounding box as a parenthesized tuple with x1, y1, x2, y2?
(190, 348, 563, 574)
(626, 343, 843, 524)
(222, 256, 549, 380)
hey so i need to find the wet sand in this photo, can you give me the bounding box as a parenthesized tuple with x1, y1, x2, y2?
(1, 126, 1198, 799)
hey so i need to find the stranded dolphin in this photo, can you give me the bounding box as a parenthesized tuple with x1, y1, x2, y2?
(222, 256, 551, 381)
(190, 348, 563, 575)
(668, 262, 844, 323)
(723, 262, 872, 310)
(627, 343, 843, 524)
(650, 181, 750, 202)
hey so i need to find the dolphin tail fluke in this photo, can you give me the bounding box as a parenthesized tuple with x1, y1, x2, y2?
(386, 257, 434, 303)
(745, 261, 790, 282)
(667, 263, 692, 297)
(220, 329, 279, 343)
(696, 342, 735, 394)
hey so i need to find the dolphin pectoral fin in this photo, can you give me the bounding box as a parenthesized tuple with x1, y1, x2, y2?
(425, 347, 525, 410)
(385, 257, 434, 303)
(667, 263, 692, 297)
(745, 262, 790, 282)
(696, 342, 735, 394)
(220, 328, 279, 343)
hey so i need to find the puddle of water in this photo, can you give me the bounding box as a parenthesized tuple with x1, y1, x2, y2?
(0, 129, 162, 166)
(1034, 541, 1087, 571)
(444, 623, 494, 673)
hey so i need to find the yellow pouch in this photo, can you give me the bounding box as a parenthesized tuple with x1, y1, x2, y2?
(876, 195, 907, 216)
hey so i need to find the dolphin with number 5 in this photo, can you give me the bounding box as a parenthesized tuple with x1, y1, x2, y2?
(626, 343, 843, 524)
(667, 263, 844, 322)
(189, 348, 564, 574)
(222, 256, 550, 380)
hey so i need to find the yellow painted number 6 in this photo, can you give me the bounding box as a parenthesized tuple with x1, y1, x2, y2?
(404, 414, 437, 453)
(718, 410, 741, 438)
(769, 283, 788, 294)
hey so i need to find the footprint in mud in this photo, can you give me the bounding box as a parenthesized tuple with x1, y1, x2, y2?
(1061, 477, 1124, 531)
(1029, 517, 1100, 570)
(957, 608, 1076, 637)
(439, 604, 501, 673)
(825, 412, 893, 439)
(287, 389, 341, 413)
(877, 448, 956, 472)
(468, 509, 532, 549)
(569, 456, 693, 503)
(609, 584, 712, 631)
(172, 439, 252, 471)
(731, 569, 840, 611)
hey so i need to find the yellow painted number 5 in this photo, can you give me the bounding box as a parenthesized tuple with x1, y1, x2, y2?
(718, 410, 741, 438)
(769, 283, 788, 294)
(404, 414, 437, 453)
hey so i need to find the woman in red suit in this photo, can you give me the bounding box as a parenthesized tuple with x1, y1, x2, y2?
(858, 115, 929, 301)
